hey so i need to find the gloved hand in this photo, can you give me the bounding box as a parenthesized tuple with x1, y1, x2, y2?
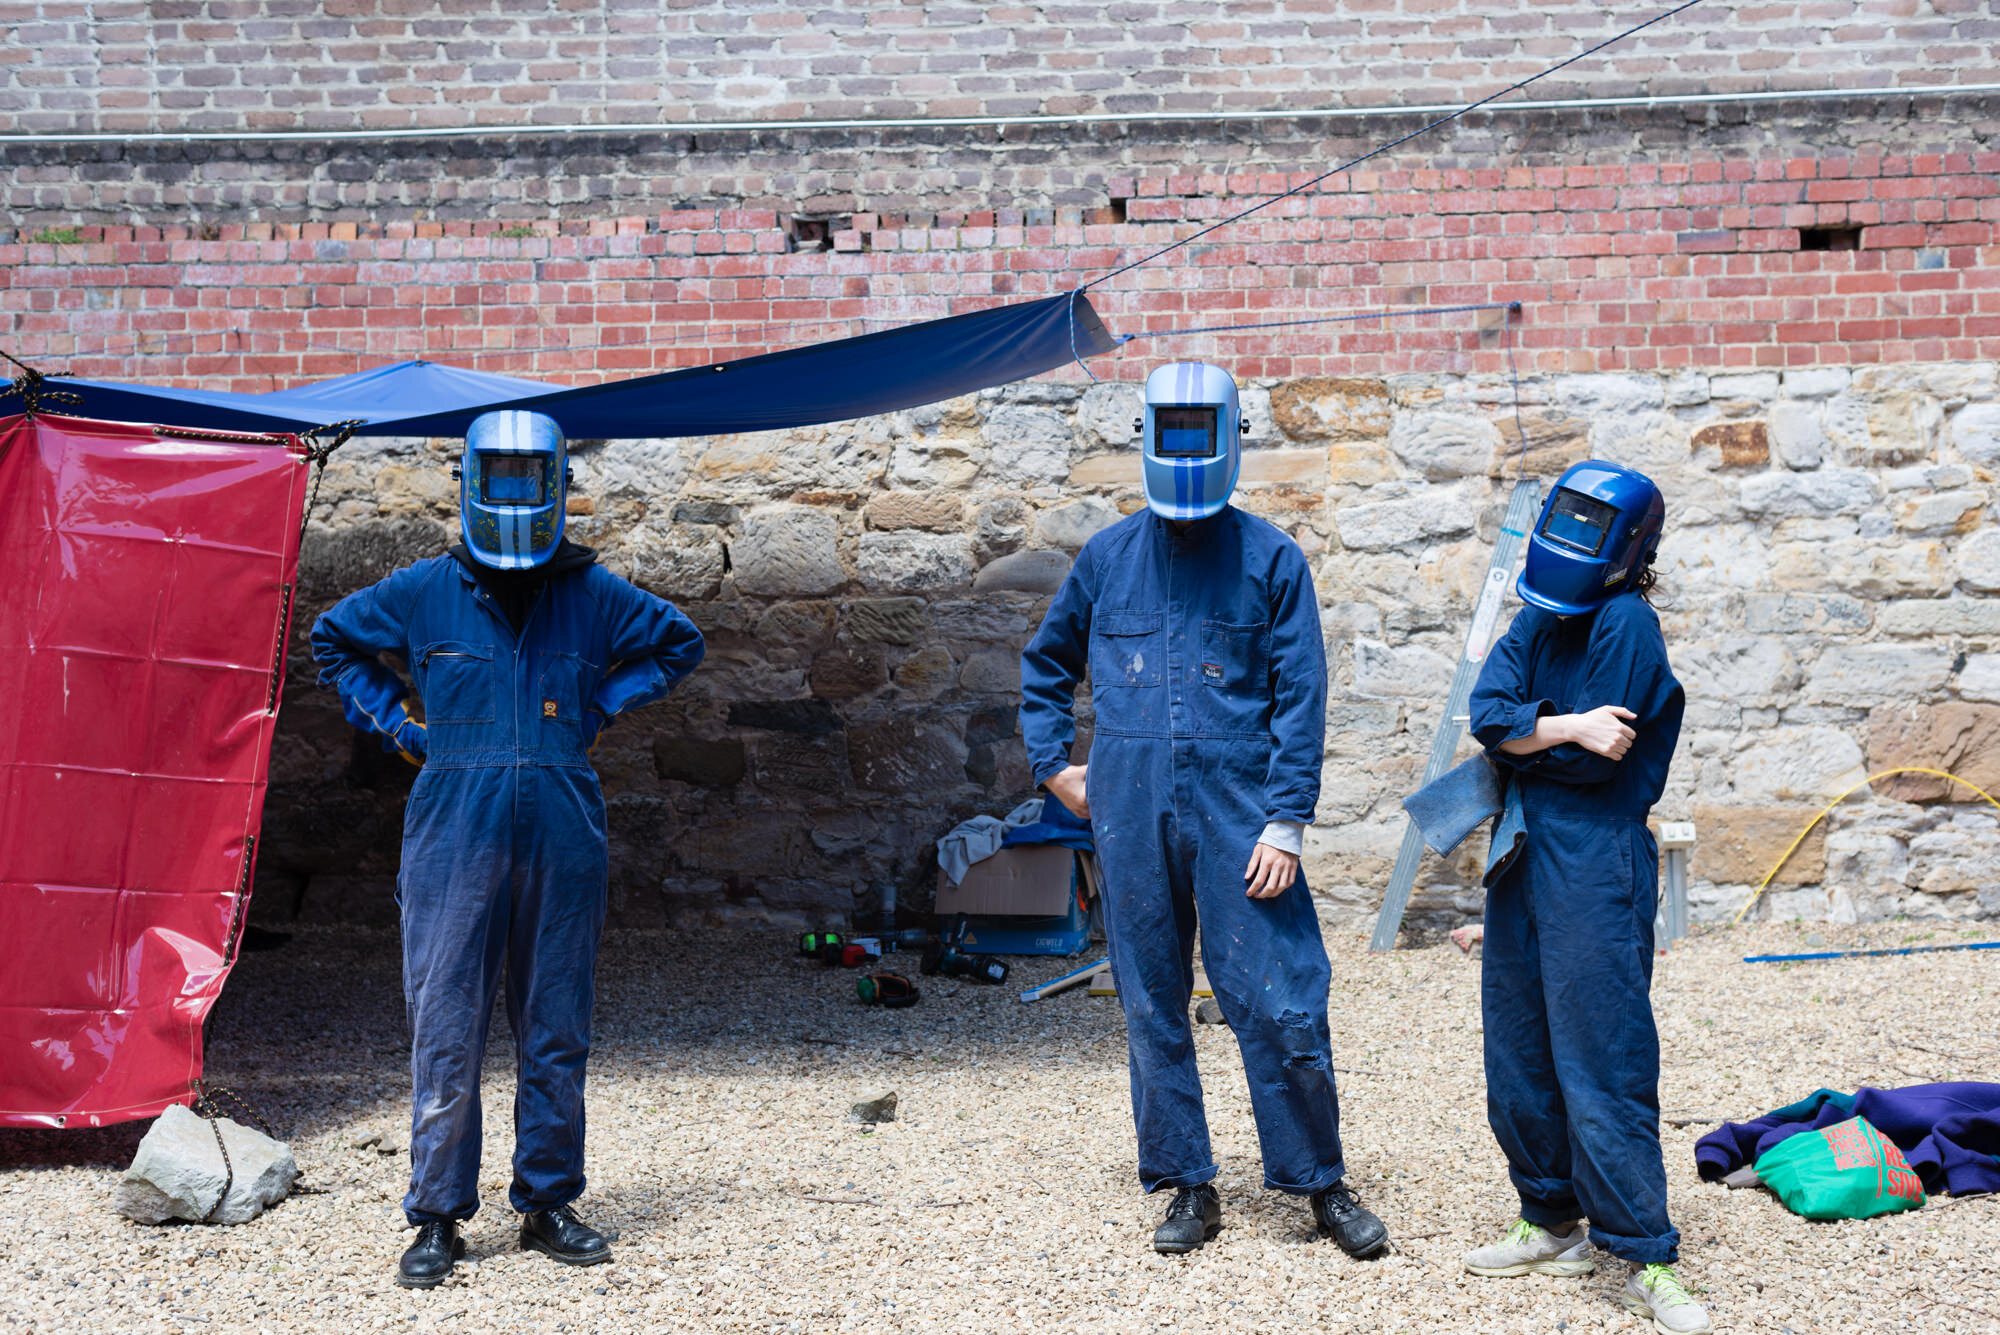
(383, 700, 427, 766)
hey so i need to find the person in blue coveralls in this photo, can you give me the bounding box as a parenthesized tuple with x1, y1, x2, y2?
(1019, 362, 1390, 1259)
(311, 410, 704, 1290)
(1461, 461, 1711, 1335)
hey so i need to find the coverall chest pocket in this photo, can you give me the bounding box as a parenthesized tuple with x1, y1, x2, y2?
(418, 641, 495, 724)
(1090, 611, 1165, 689)
(1197, 620, 1270, 731)
(536, 651, 597, 727)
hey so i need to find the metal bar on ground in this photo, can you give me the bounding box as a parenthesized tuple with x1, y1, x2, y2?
(1369, 478, 1543, 952)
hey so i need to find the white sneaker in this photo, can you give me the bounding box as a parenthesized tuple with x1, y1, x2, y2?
(1621, 1264, 1714, 1334)
(1462, 1218, 1596, 1277)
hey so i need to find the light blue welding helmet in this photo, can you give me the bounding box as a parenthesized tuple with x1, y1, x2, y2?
(1138, 361, 1245, 521)
(459, 410, 569, 569)
(1518, 460, 1665, 615)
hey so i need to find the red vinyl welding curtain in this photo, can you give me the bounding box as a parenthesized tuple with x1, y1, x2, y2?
(0, 413, 307, 1128)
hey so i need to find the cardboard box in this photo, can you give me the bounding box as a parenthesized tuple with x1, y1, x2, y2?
(935, 845, 1078, 917)
(935, 845, 1091, 957)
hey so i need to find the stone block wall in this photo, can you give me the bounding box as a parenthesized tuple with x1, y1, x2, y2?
(262, 356, 2000, 932)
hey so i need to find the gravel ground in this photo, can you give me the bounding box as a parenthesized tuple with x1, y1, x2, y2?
(3, 919, 1997, 1334)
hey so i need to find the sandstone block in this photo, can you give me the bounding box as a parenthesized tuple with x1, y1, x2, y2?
(1490, 412, 1590, 477)
(1804, 646, 1955, 706)
(732, 506, 844, 596)
(1877, 599, 2000, 637)
(1741, 594, 1870, 634)
(749, 731, 851, 792)
(810, 644, 889, 701)
(1908, 826, 2000, 896)
(1067, 452, 1141, 487)
(1388, 410, 1501, 480)
(892, 645, 957, 700)
(848, 719, 968, 793)
(855, 532, 974, 592)
(1689, 804, 1828, 885)
(1351, 639, 1456, 699)
(846, 597, 929, 645)
(1738, 468, 1878, 517)
(1955, 526, 2000, 593)
(867, 491, 965, 532)
(1238, 449, 1327, 486)
(1691, 419, 1769, 469)
(1948, 402, 2000, 466)
(1853, 363, 1999, 401)
(973, 548, 1071, 594)
(1857, 394, 1943, 465)
(1657, 525, 1771, 589)
(890, 436, 982, 489)
(653, 737, 748, 786)
(1867, 702, 2000, 801)
(1333, 489, 1474, 551)
(1034, 497, 1120, 550)
(1733, 726, 1867, 801)
(1663, 372, 1710, 407)
(958, 649, 1021, 695)
(1269, 377, 1393, 442)
(756, 601, 837, 648)
(1824, 830, 1910, 891)
(1674, 636, 1799, 704)
(581, 438, 693, 498)
(625, 522, 727, 601)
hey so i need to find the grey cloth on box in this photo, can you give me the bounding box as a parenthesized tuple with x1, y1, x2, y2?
(936, 798, 1046, 884)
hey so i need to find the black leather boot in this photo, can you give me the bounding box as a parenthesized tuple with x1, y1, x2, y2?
(395, 1221, 465, 1289)
(1152, 1183, 1222, 1255)
(519, 1203, 612, 1265)
(1311, 1180, 1389, 1258)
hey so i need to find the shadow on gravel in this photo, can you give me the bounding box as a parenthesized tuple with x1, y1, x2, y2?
(4, 924, 1134, 1166)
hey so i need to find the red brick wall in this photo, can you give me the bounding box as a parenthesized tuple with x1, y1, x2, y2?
(5, 152, 1997, 383)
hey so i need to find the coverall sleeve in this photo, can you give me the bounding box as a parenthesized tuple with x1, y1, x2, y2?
(588, 572, 707, 720)
(1468, 613, 1553, 759)
(1262, 544, 1327, 824)
(1019, 546, 1096, 789)
(1473, 601, 1668, 786)
(310, 562, 431, 762)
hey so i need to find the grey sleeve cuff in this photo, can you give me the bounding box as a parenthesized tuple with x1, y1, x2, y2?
(1256, 820, 1306, 856)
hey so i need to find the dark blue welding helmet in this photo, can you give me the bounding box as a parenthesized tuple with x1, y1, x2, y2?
(1517, 460, 1664, 615)
(460, 410, 569, 569)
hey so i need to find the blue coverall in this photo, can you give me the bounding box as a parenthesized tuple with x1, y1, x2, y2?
(1021, 508, 1344, 1195)
(311, 555, 704, 1225)
(1467, 592, 1685, 1263)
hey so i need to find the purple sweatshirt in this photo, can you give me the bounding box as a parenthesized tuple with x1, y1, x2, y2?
(1695, 1083, 2000, 1197)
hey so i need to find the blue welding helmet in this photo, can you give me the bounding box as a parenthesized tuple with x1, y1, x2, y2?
(459, 410, 569, 569)
(1139, 361, 1244, 522)
(1517, 460, 1664, 615)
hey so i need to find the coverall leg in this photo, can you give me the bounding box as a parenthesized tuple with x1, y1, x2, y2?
(1483, 815, 1679, 1263)
(1095, 736, 1347, 1196)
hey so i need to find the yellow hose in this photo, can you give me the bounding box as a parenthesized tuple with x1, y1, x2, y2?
(1731, 767, 2000, 926)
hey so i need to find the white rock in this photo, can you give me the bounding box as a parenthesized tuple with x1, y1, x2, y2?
(1803, 646, 1956, 705)
(1781, 366, 1851, 399)
(980, 405, 1073, 490)
(1767, 400, 1826, 469)
(1948, 402, 2000, 465)
(1075, 380, 1143, 447)
(1662, 371, 1710, 407)
(114, 1106, 297, 1226)
(1955, 527, 2000, 591)
(1957, 653, 2000, 702)
(1656, 525, 1771, 589)
(1673, 637, 1798, 704)
(1738, 469, 1878, 517)
(1333, 489, 1474, 551)
(1710, 372, 1779, 403)
(1877, 599, 2000, 637)
(575, 438, 692, 498)
(1033, 497, 1120, 551)
(1386, 410, 1500, 480)
(972, 548, 1070, 594)
(1550, 374, 1664, 417)
(1896, 490, 1988, 534)
(855, 532, 974, 592)
(1732, 726, 1867, 800)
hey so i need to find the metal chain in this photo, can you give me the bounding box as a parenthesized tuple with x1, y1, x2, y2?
(193, 1081, 329, 1200)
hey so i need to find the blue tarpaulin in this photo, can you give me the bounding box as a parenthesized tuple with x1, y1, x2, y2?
(48, 293, 1115, 439)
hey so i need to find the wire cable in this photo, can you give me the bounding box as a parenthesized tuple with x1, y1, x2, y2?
(1081, 0, 1709, 291)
